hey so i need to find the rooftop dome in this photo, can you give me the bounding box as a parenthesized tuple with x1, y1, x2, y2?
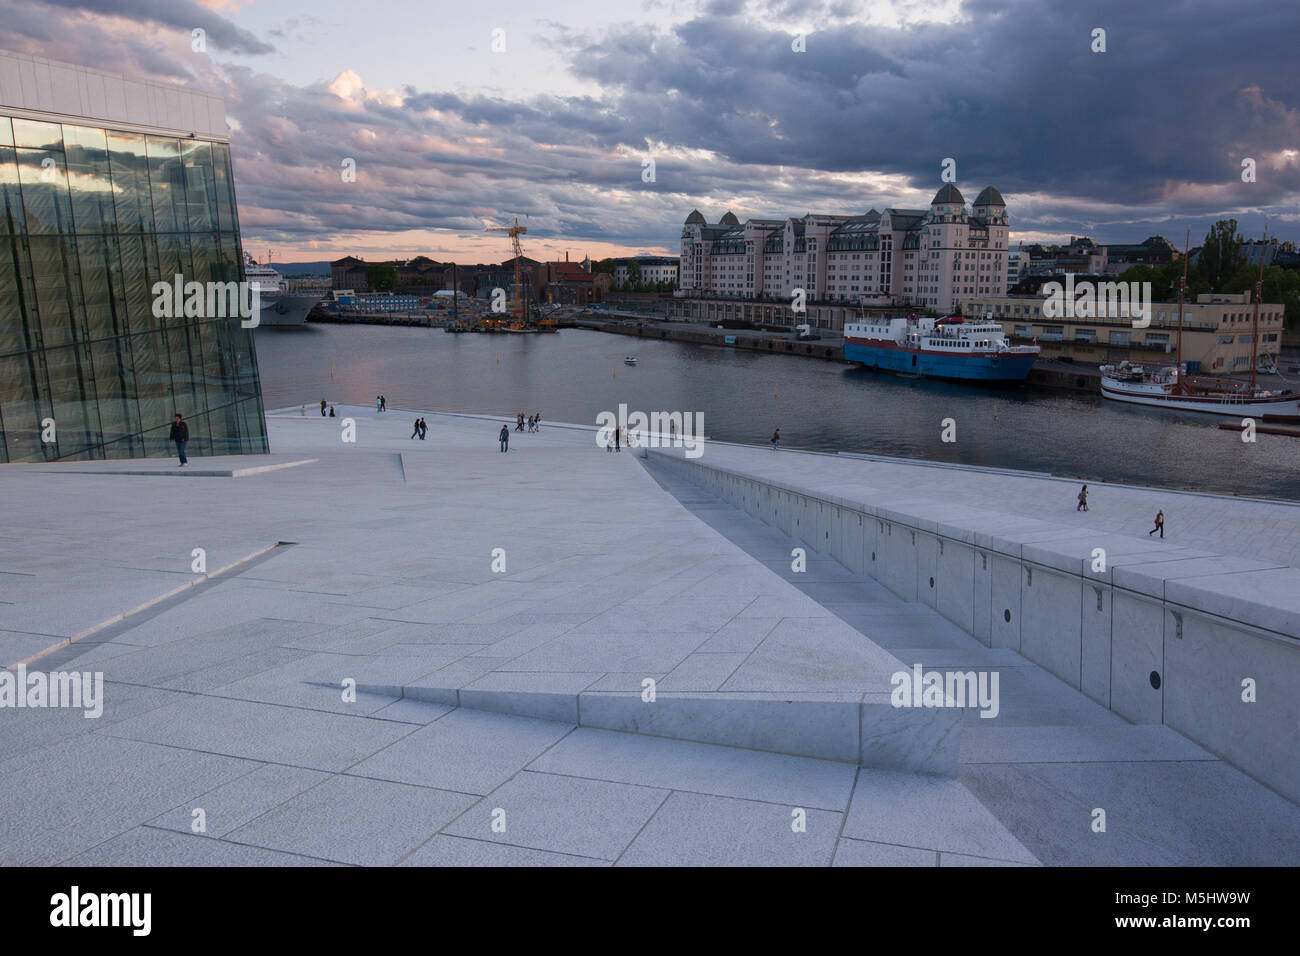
(719, 211, 741, 226)
(685, 209, 706, 225)
(931, 184, 965, 205)
(974, 186, 1005, 207)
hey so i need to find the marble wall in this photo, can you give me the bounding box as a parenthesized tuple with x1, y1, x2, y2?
(651, 452, 1300, 804)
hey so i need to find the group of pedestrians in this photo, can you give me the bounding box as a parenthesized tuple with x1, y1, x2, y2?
(375, 395, 387, 412)
(500, 411, 542, 452)
(319, 399, 335, 417)
(1077, 484, 1165, 537)
(410, 417, 428, 440)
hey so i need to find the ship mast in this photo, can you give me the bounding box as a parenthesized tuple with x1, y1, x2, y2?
(1175, 229, 1188, 391)
(1250, 229, 1266, 391)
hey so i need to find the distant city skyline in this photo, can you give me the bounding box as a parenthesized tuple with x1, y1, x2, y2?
(3, 0, 1296, 262)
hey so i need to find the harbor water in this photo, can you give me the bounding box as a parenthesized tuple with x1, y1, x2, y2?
(254, 324, 1300, 501)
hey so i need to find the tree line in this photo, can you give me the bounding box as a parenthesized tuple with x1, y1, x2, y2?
(1116, 220, 1299, 329)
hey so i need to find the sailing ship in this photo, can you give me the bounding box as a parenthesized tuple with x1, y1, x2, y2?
(1099, 231, 1298, 416)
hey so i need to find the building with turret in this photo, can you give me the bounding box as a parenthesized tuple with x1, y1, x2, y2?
(674, 186, 1009, 329)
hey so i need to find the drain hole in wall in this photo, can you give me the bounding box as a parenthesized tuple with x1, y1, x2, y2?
(929, 577, 934, 588)
(1003, 609, 1011, 623)
(1149, 671, 1161, 690)
(871, 552, 876, 561)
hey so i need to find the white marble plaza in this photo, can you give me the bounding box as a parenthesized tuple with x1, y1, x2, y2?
(0, 406, 1296, 866)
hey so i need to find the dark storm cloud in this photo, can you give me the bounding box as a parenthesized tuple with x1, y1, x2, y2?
(4, 0, 1296, 251)
(565, 0, 1300, 211)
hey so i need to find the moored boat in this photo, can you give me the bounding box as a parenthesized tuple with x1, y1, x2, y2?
(843, 314, 1039, 382)
(1099, 230, 1297, 417)
(1099, 361, 1300, 416)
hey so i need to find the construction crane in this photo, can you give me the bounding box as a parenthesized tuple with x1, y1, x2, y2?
(486, 216, 528, 328)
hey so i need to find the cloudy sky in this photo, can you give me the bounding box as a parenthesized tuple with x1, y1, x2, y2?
(2, 0, 1297, 263)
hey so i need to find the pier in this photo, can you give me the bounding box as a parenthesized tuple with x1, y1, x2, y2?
(574, 317, 1102, 393)
(1, 407, 1296, 865)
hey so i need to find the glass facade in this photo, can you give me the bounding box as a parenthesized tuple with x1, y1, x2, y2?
(0, 114, 267, 462)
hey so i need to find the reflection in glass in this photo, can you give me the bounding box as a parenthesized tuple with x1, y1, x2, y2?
(0, 113, 268, 462)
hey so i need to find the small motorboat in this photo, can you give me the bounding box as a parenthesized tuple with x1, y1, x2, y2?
(624, 356, 637, 366)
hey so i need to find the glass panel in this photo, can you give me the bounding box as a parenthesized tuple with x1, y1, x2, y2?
(217, 231, 240, 281)
(0, 235, 35, 356)
(188, 232, 218, 286)
(0, 117, 11, 147)
(27, 235, 83, 349)
(212, 144, 239, 233)
(107, 131, 152, 233)
(15, 148, 73, 234)
(0, 145, 24, 234)
(77, 234, 127, 341)
(117, 232, 156, 337)
(166, 324, 201, 431)
(155, 231, 192, 296)
(89, 337, 141, 450)
(0, 351, 48, 461)
(130, 331, 168, 451)
(63, 125, 115, 235)
(44, 343, 100, 456)
(181, 139, 215, 233)
(12, 119, 63, 151)
(145, 136, 185, 235)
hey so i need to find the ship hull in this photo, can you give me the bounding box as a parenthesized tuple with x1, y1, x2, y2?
(256, 293, 321, 327)
(845, 340, 1037, 382)
(1101, 379, 1300, 416)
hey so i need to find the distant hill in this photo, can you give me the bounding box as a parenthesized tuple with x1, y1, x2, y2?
(272, 261, 333, 276)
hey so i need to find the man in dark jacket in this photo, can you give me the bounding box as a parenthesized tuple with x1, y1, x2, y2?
(169, 413, 189, 467)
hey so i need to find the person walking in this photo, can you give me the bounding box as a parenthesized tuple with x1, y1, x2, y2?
(320, 399, 327, 416)
(376, 395, 382, 413)
(615, 427, 621, 453)
(499, 423, 510, 453)
(328, 405, 336, 417)
(380, 395, 386, 412)
(535, 412, 541, 431)
(1077, 484, 1089, 512)
(419, 417, 427, 440)
(411, 418, 421, 439)
(516, 412, 525, 432)
(1149, 509, 1164, 538)
(169, 413, 189, 467)
(771, 428, 780, 450)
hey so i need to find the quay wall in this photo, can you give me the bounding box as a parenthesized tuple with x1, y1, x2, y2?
(646, 447, 1300, 803)
(578, 319, 1098, 392)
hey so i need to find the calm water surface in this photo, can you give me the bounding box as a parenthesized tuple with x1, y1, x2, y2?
(254, 324, 1300, 500)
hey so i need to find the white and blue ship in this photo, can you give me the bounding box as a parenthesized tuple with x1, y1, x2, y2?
(843, 315, 1039, 382)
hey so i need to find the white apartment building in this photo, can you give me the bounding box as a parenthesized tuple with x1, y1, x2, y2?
(679, 185, 1010, 314)
(1006, 247, 1028, 293)
(613, 256, 679, 285)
